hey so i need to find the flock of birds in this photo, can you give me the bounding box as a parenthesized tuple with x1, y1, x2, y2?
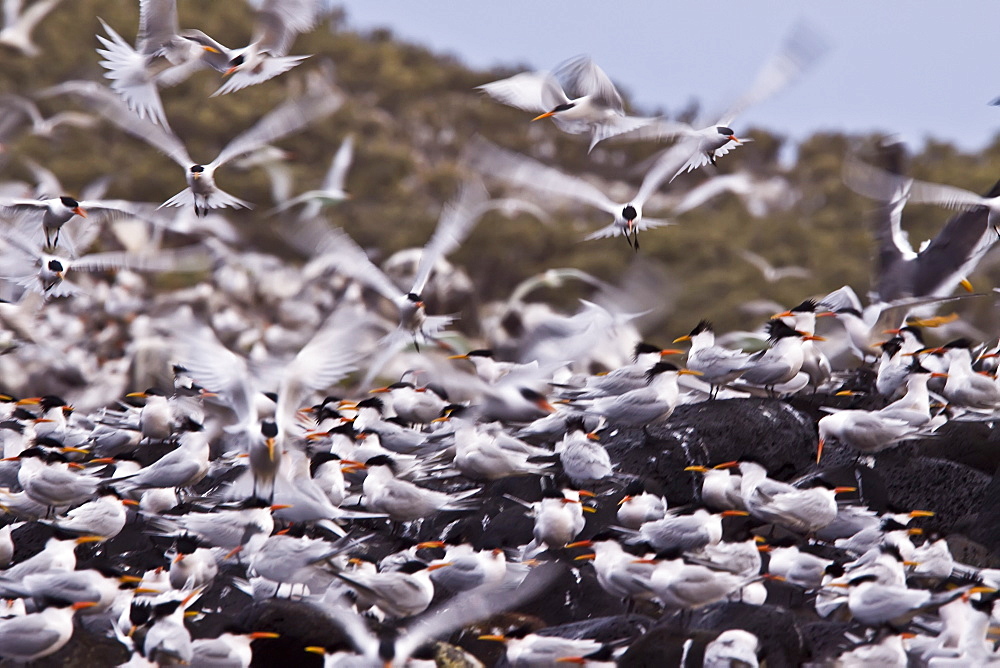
(0, 1, 1000, 667)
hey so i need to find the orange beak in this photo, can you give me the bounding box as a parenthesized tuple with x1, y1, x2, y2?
(531, 110, 557, 121)
(73, 206, 87, 218)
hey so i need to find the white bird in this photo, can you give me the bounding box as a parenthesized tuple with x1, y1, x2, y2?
(555, 425, 613, 485)
(841, 574, 972, 627)
(94, 0, 232, 128)
(269, 134, 353, 218)
(187, 308, 362, 501)
(576, 361, 698, 427)
(767, 544, 843, 589)
(674, 321, 752, 396)
(469, 137, 689, 249)
(45, 78, 342, 216)
(189, 631, 280, 668)
(0, 93, 95, 138)
(42, 487, 136, 538)
(842, 156, 1000, 303)
(736, 319, 815, 392)
(635, 21, 827, 180)
(0, 600, 95, 662)
(117, 423, 210, 490)
(478, 55, 657, 152)
(615, 481, 667, 529)
(529, 487, 591, 550)
(668, 171, 797, 218)
(0, 0, 62, 57)
(210, 0, 323, 97)
(816, 409, 927, 462)
(15, 447, 100, 510)
(646, 557, 749, 610)
(567, 533, 657, 602)
(143, 597, 193, 665)
(739, 249, 812, 283)
(636, 508, 746, 552)
(703, 629, 760, 668)
(0, 192, 135, 248)
(359, 454, 478, 522)
(738, 461, 853, 533)
(684, 461, 746, 511)
(333, 560, 441, 618)
(478, 627, 604, 667)
(0, 225, 209, 300)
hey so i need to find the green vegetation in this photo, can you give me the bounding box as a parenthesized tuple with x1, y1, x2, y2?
(2, 1, 998, 341)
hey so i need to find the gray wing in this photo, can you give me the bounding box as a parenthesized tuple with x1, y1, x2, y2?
(555, 55, 623, 110)
(716, 20, 829, 126)
(396, 563, 562, 661)
(322, 134, 354, 192)
(211, 84, 342, 168)
(465, 138, 618, 215)
(40, 80, 191, 166)
(635, 141, 700, 206)
(410, 179, 490, 296)
(477, 70, 568, 113)
(173, 321, 256, 429)
(70, 245, 212, 274)
(137, 0, 179, 54)
(253, 0, 320, 55)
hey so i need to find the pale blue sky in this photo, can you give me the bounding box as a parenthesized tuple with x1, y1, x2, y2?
(337, 1, 999, 151)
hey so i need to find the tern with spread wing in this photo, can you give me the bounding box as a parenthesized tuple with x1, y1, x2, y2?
(43, 79, 342, 216)
(269, 134, 353, 219)
(0, 0, 62, 57)
(469, 138, 689, 250)
(478, 54, 657, 152)
(635, 22, 827, 180)
(210, 0, 323, 96)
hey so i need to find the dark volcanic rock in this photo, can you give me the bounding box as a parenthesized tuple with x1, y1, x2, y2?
(604, 398, 817, 506)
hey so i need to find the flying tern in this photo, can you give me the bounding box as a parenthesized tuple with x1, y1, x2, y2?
(269, 134, 353, 219)
(0, 0, 62, 58)
(478, 55, 657, 152)
(468, 137, 689, 249)
(43, 78, 342, 216)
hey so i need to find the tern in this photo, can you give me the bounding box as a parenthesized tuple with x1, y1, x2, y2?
(0, 93, 95, 138)
(0, 599, 96, 662)
(269, 134, 353, 219)
(95, 2, 225, 128)
(0, 0, 62, 57)
(468, 137, 689, 250)
(189, 631, 281, 668)
(358, 454, 478, 522)
(568, 532, 657, 602)
(0, 193, 132, 249)
(739, 461, 854, 533)
(843, 154, 1000, 302)
(634, 21, 827, 180)
(44, 79, 342, 216)
(703, 630, 760, 668)
(478, 55, 657, 152)
(616, 481, 668, 529)
(840, 574, 974, 627)
(333, 560, 441, 618)
(674, 321, 753, 396)
(210, 0, 323, 96)
(575, 361, 699, 427)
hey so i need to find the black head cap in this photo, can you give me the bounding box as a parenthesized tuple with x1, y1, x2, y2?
(552, 102, 575, 112)
(59, 196, 79, 208)
(645, 361, 679, 381)
(356, 396, 385, 413)
(365, 454, 395, 469)
(47, 259, 64, 272)
(398, 560, 429, 574)
(717, 126, 735, 136)
(689, 320, 713, 336)
(943, 338, 974, 350)
(633, 342, 663, 360)
(622, 204, 637, 221)
(406, 292, 422, 303)
(466, 349, 494, 358)
(190, 164, 204, 173)
(765, 319, 801, 341)
(261, 420, 278, 439)
(790, 299, 818, 313)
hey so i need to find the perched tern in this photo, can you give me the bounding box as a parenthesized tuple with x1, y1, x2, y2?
(0, 599, 95, 661)
(674, 321, 752, 396)
(478, 55, 657, 152)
